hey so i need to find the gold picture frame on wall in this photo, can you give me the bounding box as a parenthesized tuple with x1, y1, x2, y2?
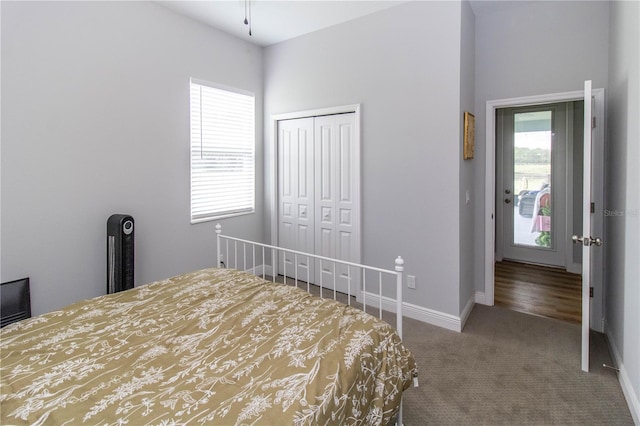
(463, 111, 475, 160)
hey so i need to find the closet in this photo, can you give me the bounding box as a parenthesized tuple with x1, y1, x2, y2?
(277, 112, 359, 294)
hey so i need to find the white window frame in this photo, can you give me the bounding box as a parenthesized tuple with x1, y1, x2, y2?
(190, 79, 255, 223)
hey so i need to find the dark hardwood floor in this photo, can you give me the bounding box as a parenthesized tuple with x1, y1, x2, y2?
(494, 260, 582, 324)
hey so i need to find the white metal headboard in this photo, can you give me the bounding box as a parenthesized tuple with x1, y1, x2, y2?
(215, 223, 405, 338)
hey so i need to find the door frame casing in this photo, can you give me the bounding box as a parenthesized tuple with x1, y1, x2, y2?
(269, 104, 362, 263)
(483, 90, 605, 331)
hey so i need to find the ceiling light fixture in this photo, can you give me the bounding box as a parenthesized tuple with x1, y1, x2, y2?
(244, 0, 252, 36)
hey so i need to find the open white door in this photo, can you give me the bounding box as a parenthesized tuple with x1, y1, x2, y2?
(573, 80, 603, 372)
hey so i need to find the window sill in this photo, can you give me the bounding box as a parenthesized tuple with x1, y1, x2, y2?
(190, 209, 255, 225)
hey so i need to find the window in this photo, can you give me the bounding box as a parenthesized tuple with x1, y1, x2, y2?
(190, 79, 255, 223)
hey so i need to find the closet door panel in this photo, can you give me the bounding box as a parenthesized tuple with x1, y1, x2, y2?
(317, 120, 335, 287)
(314, 114, 358, 294)
(278, 118, 314, 280)
(315, 119, 335, 287)
(335, 117, 358, 294)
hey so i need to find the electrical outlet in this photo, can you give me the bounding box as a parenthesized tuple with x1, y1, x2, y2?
(407, 275, 416, 289)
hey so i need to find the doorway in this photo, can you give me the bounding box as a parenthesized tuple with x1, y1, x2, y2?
(483, 88, 605, 330)
(484, 86, 605, 373)
(495, 100, 583, 323)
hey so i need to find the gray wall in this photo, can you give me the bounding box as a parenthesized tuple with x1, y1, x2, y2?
(473, 0, 610, 296)
(264, 1, 467, 316)
(606, 0, 640, 420)
(1, 1, 264, 315)
(459, 0, 476, 315)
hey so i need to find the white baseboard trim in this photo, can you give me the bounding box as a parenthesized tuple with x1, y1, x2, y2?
(475, 291, 486, 305)
(606, 328, 640, 425)
(460, 295, 475, 331)
(244, 265, 469, 333)
(363, 291, 466, 332)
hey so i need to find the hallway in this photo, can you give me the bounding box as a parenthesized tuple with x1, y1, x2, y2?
(494, 260, 582, 324)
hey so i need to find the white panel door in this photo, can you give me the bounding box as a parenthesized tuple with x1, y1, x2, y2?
(314, 113, 359, 294)
(278, 118, 315, 282)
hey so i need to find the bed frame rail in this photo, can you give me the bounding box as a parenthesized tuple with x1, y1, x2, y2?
(215, 223, 405, 339)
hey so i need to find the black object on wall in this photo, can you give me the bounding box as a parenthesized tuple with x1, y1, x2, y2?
(107, 214, 134, 294)
(1, 277, 31, 327)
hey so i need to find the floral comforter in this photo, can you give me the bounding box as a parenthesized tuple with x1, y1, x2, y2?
(1, 268, 416, 425)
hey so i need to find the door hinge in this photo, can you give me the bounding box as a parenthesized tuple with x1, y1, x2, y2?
(591, 202, 595, 213)
(590, 287, 594, 298)
(592, 116, 596, 129)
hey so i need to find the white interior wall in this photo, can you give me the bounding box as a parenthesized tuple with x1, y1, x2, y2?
(264, 1, 465, 318)
(0, 1, 264, 315)
(605, 1, 640, 422)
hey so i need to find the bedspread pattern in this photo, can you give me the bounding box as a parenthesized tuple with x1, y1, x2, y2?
(1, 268, 416, 425)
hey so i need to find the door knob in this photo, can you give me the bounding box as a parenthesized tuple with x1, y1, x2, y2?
(505, 198, 512, 204)
(505, 189, 511, 194)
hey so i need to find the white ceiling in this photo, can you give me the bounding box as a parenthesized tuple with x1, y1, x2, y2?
(156, 1, 410, 47)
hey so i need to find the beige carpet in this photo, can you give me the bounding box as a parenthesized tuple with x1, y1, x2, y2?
(399, 304, 634, 425)
(273, 276, 632, 424)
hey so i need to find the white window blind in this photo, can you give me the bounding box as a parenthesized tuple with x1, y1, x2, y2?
(190, 80, 255, 223)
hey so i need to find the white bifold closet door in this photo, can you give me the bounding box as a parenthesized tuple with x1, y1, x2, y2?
(278, 118, 316, 282)
(278, 113, 359, 294)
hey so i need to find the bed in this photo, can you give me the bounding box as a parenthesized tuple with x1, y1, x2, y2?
(0, 225, 417, 425)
